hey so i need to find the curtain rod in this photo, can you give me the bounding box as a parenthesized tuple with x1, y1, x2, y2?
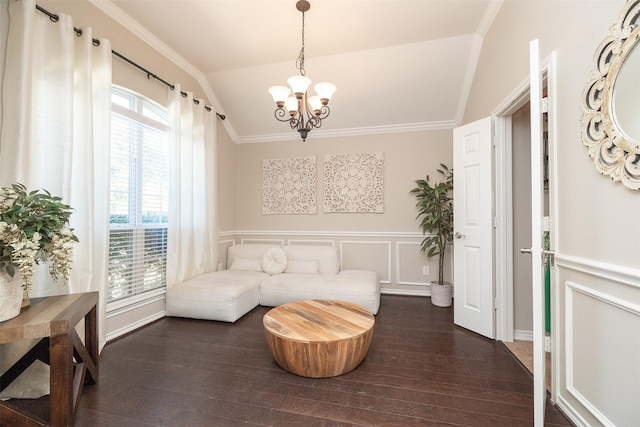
(35, 4, 226, 120)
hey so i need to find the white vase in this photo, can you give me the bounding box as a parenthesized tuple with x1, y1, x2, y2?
(430, 281, 453, 307)
(0, 271, 24, 322)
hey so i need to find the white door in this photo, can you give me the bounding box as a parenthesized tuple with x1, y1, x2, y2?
(453, 117, 494, 339)
(528, 39, 548, 427)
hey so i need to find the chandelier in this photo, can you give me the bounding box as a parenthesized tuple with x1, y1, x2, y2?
(268, 0, 336, 142)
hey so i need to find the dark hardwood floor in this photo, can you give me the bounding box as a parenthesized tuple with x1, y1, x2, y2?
(42, 295, 576, 425)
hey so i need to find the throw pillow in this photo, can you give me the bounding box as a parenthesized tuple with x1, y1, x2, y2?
(284, 259, 319, 274)
(229, 256, 263, 272)
(262, 247, 287, 275)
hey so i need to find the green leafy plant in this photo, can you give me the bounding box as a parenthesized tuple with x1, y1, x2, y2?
(0, 183, 78, 290)
(409, 164, 453, 285)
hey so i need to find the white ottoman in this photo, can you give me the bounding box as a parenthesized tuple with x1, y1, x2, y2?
(166, 270, 266, 322)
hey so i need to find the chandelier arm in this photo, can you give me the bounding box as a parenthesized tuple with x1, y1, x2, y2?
(274, 108, 292, 123)
(317, 105, 330, 120)
(289, 116, 302, 130)
(308, 116, 322, 130)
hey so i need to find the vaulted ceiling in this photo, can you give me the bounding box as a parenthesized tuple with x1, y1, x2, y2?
(96, 0, 502, 143)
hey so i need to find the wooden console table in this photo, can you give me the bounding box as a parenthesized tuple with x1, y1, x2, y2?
(0, 292, 99, 426)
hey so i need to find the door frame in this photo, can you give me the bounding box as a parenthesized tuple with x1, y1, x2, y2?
(492, 54, 557, 353)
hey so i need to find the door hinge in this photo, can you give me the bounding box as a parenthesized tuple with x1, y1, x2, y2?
(542, 96, 549, 114)
(493, 297, 501, 310)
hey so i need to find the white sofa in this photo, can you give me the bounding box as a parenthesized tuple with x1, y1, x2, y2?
(166, 244, 380, 322)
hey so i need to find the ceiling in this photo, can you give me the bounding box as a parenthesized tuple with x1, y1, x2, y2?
(97, 0, 503, 143)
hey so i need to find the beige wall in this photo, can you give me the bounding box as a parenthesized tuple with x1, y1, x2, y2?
(466, 1, 639, 425)
(229, 130, 454, 294)
(233, 130, 452, 232)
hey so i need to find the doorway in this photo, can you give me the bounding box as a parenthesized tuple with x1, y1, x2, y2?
(502, 100, 551, 391)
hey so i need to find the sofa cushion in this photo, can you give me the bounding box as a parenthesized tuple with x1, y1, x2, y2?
(229, 256, 263, 272)
(166, 270, 266, 322)
(284, 259, 319, 274)
(259, 269, 380, 314)
(281, 245, 339, 275)
(227, 244, 280, 269)
(262, 247, 287, 275)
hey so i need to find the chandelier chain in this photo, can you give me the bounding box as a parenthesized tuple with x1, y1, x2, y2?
(296, 10, 306, 76)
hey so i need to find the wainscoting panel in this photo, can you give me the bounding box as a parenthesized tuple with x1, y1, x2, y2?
(340, 240, 392, 284)
(564, 280, 640, 427)
(218, 239, 235, 269)
(396, 241, 432, 286)
(229, 230, 441, 294)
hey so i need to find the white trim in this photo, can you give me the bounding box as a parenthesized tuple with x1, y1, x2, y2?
(555, 395, 590, 427)
(455, 34, 483, 124)
(106, 311, 165, 342)
(494, 114, 514, 342)
(514, 329, 533, 341)
(565, 281, 633, 427)
(106, 288, 166, 313)
(395, 241, 431, 286)
(106, 290, 166, 342)
(382, 288, 430, 297)
(476, 1, 504, 38)
(231, 229, 425, 238)
(566, 280, 640, 316)
(234, 121, 458, 144)
(557, 254, 640, 289)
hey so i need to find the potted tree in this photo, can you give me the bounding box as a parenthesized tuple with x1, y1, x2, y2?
(410, 164, 454, 307)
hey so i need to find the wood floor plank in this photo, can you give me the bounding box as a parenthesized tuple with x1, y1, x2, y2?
(5, 295, 572, 426)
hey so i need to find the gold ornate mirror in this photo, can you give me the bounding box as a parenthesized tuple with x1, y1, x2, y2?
(581, 0, 640, 190)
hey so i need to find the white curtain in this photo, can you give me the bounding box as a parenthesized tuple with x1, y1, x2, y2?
(167, 86, 219, 286)
(0, 0, 111, 350)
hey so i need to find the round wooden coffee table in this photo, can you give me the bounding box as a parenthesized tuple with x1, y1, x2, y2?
(263, 300, 375, 378)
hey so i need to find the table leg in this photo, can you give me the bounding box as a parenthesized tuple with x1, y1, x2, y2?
(50, 333, 73, 427)
(84, 304, 98, 383)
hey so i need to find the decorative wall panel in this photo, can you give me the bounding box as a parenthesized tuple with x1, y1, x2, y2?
(262, 156, 316, 215)
(324, 152, 384, 213)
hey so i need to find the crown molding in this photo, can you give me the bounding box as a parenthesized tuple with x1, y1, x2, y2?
(227, 229, 426, 238)
(477, 0, 504, 38)
(455, 34, 483, 124)
(234, 120, 458, 144)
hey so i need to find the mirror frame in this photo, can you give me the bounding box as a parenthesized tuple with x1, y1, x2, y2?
(581, 0, 640, 190)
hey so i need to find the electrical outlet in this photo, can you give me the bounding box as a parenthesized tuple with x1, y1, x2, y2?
(218, 262, 224, 271)
(422, 266, 429, 276)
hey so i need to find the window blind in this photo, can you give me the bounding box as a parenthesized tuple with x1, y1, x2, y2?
(108, 87, 170, 302)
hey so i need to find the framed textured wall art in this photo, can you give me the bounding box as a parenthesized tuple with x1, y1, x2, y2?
(324, 152, 384, 213)
(262, 156, 317, 215)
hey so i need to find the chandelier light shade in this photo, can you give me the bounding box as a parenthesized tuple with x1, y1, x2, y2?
(268, 0, 336, 141)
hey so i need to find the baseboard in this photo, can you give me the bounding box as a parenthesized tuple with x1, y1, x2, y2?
(106, 311, 165, 342)
(514, 329, 533, 341)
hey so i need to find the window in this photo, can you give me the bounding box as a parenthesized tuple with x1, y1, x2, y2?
(108, 87, 170, 302)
